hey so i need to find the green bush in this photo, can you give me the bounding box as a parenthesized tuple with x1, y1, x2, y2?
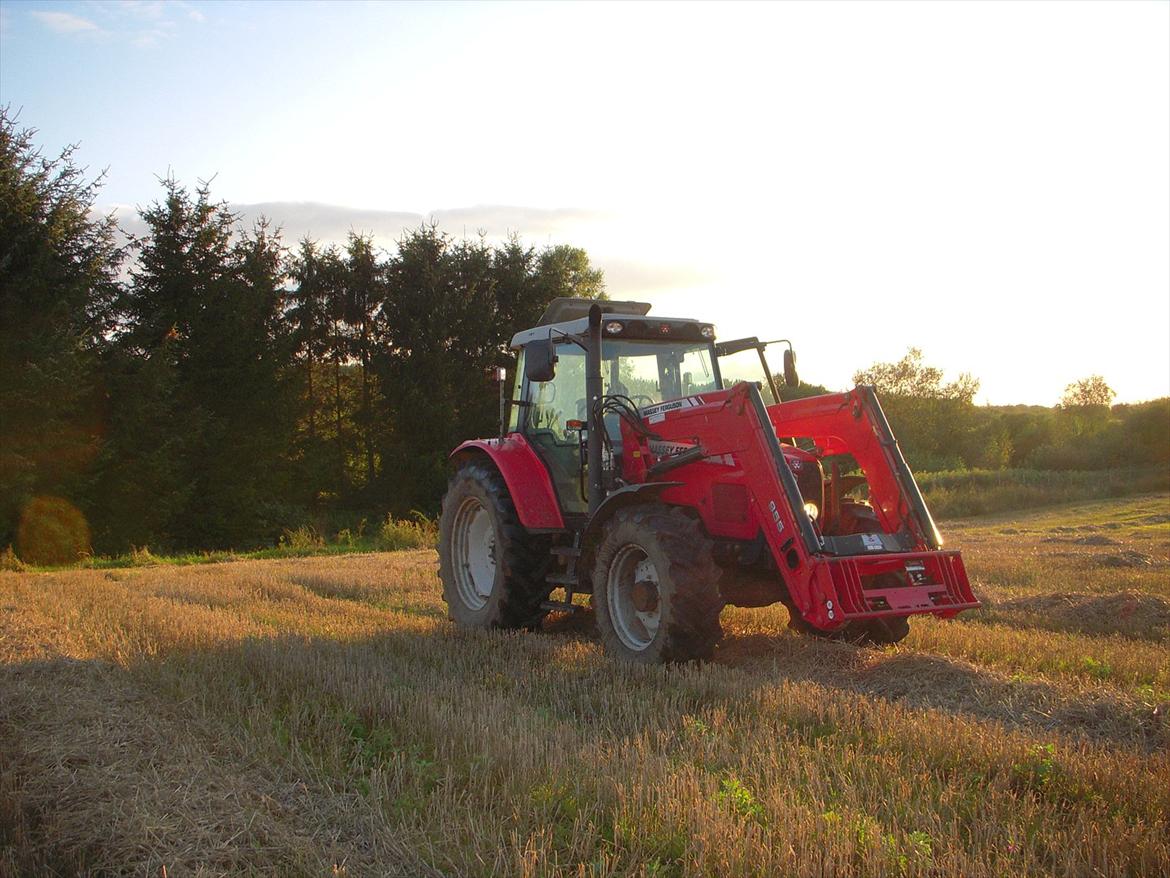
(378, 512, 438, 551)
(279, 525, 326, 552)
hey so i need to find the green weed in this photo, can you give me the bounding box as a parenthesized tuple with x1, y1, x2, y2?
(716, 776, 765, 824)
(1011, 743, 1060, 794)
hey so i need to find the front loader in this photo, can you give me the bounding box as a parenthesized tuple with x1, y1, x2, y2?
(438, 298, 979, 662)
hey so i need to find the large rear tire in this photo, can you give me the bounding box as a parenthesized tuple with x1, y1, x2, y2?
(591, 505, 723, 663)
(439, 462, 551, 630)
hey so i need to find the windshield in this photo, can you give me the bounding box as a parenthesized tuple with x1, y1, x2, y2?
(717, 346, 778, 405)
(602, 340, 718, 405)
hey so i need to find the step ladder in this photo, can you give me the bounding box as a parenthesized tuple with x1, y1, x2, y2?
(542, 541, 586, 613)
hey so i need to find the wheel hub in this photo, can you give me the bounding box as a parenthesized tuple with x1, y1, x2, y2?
(606, 546, 662, 652)
(631, 579, 659, 613)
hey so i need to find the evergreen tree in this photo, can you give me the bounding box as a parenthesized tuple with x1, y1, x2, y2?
(286, 238, 336, 501)
(100, 179, 295, 549)
(373, 227, 607, 512)
(0, 110, 121, 559)
(342, 233, 383, 491)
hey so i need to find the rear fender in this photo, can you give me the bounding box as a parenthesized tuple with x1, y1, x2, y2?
(451, 436, 565, 531)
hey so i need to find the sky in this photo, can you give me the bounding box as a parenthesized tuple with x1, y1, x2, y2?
(1, 0, 1167, 405)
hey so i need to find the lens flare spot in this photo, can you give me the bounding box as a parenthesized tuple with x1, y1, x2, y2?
(16, 496, 91, 566)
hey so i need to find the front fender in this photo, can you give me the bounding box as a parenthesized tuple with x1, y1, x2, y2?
(451, 435, 565, 531)
(580, 481, 684, 550)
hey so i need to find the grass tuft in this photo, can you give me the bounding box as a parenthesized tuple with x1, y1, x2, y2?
(0, 545, 27, 572)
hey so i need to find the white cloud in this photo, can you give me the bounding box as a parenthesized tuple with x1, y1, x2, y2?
(30, 10, 102, 34)
(35, 1, 198, 47)
(113, 1, 166, 20)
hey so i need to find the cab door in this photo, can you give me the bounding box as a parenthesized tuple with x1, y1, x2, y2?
(520, 341, 588, 515)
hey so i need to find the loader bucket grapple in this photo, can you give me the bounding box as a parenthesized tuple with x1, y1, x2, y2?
(438, 297, 980, 662)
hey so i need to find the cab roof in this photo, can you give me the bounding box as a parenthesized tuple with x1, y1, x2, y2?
(512, 297, 709, 348)
(538, 297, 651, 325)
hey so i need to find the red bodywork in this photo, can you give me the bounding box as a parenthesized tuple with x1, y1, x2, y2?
(452, 384, 979, 632)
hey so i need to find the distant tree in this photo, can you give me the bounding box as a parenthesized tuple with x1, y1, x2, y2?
(0, 109, 121, 559)
(1115, 398, 1170, 465)
(853, 347, 979, 403)
(777, 380, 830, 402)
(534, 244, 606, 303)
(1051, 374, 1117, 445)
(1060, 375, 1115, 409)
(852, 348, 980, 470)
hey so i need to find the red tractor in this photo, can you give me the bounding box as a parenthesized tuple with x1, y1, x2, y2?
(439, 298, 979, 662)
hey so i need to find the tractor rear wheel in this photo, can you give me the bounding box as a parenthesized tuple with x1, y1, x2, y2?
(591, 505, 723, 663)
(439, 462, 551, 630)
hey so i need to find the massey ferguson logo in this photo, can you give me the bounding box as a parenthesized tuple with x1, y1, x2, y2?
(642, 396, 702, 423)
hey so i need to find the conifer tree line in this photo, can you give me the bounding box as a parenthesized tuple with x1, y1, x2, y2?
(1, 111, 603, 556)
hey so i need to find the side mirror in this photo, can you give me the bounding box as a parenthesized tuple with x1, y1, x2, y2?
(783, 348, 799, 388)
(524, 339, 558, 383)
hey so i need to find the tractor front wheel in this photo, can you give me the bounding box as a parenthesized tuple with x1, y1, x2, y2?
(439, 462, 550, 630)
(786, 610, 910, 645)
(591, 505, 723, 663)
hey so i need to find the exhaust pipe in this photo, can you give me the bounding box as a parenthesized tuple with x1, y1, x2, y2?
(586, 304, 604, 513)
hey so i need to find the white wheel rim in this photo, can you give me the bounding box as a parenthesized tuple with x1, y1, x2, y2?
(452, 497, 496, 609)
(606, 544, 661, 652)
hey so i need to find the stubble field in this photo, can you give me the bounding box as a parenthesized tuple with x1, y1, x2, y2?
(2, 494, 1168, 877)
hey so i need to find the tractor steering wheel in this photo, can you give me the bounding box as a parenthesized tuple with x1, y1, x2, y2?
(631, 395, 655, 410)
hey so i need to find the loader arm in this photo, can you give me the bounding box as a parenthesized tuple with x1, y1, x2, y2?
(621, 382, 979, 630)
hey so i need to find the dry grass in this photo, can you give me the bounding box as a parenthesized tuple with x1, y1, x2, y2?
(1, 495, 1168, 877)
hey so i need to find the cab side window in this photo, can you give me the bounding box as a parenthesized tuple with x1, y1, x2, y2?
(527, 344, 586, 445)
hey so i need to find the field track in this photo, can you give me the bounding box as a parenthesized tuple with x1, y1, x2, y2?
(2, 495, 1168, 877)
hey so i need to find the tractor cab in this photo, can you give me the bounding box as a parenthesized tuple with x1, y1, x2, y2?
(509, 299, 724, 516)
(508, 298, 801, 518)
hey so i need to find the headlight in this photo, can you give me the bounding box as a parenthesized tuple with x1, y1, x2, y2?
(605, 321, 623, 335)
(803, 501, 819, 521)
(700, 324, 715, 339)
